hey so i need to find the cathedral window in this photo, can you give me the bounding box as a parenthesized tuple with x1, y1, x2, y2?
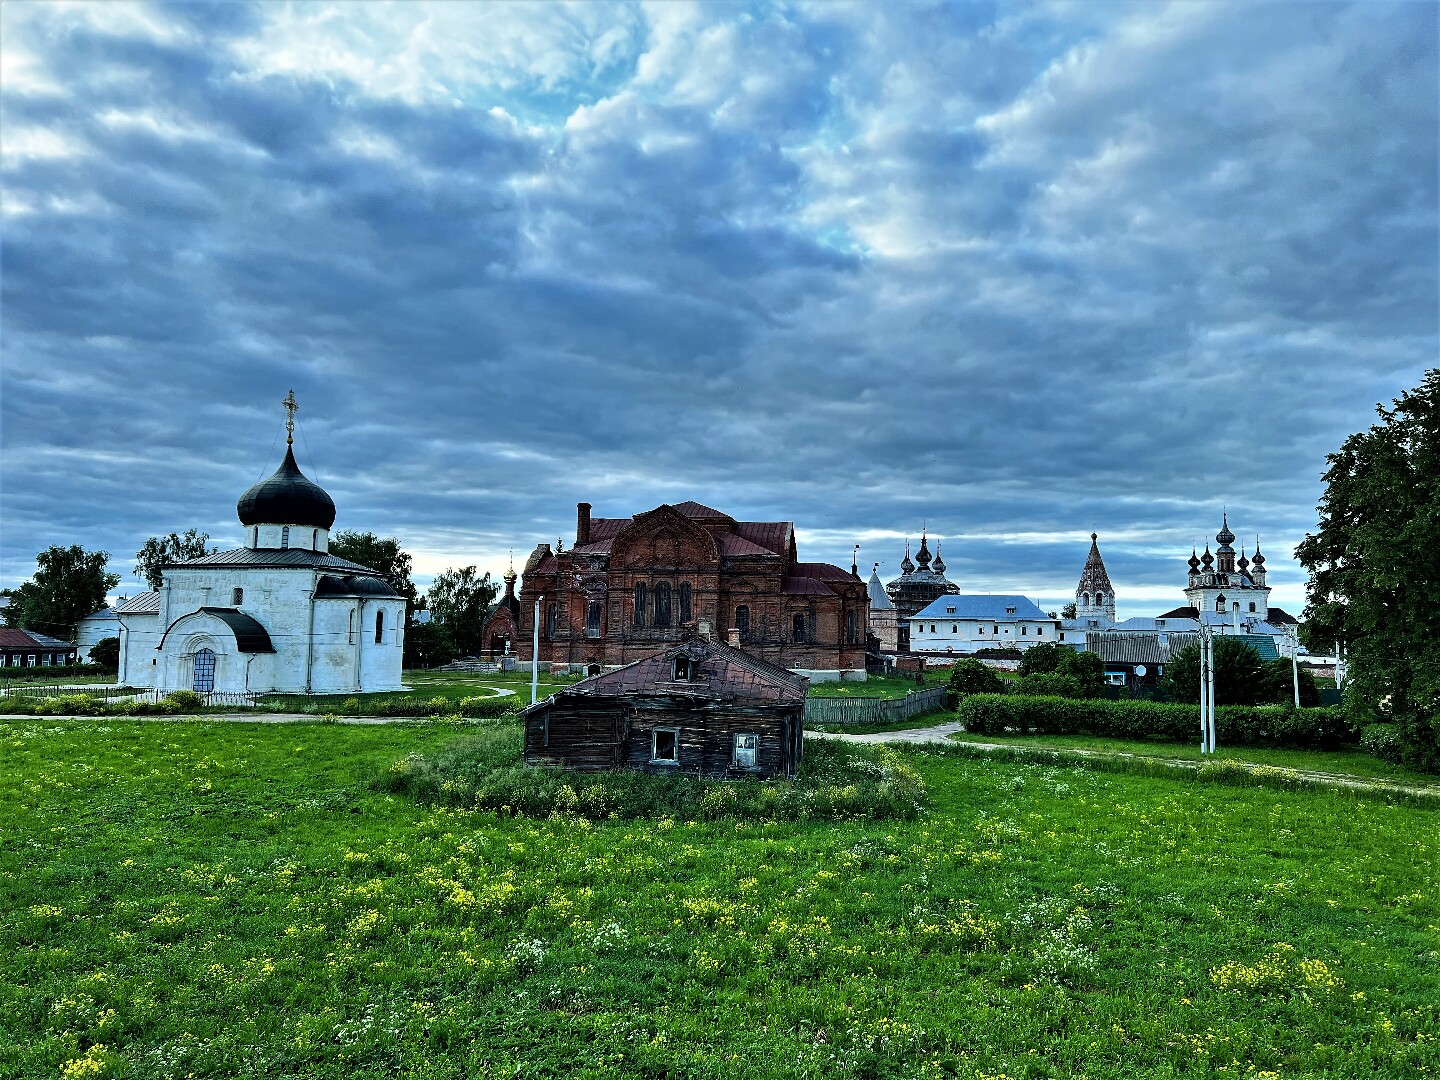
(375, 609, 384, 644)
(313, 529, 319, 549)
(251, 527, 258, 547)
(586, 601, 602, 639)
(847, 610, 859, 645)
(1081, 592, 1089, 607)
(1215, 595, 1227, 613)
(546, 603, 558, 639)
(232, 588, 243, 606)
(1249, 602, 1256, 613)
(348, 609, 355, 644)
(654, 582, 672, 628)
(679, 582, 692, 624)
(735, 605, 750, 642)
(281, 525, 290, 549)
(792, 613, 807, 643)
(633, 583, 647, 628)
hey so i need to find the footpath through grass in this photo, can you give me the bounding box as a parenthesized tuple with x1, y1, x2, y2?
(3, 720, 1437, 1079)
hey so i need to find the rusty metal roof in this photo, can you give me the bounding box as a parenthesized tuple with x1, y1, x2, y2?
(671, 500, 733, 519)
(526, 638, 807, 712)
(781, 576, 835, 595)
(733, 521, 791, 553)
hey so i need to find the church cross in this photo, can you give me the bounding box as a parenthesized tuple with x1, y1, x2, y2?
(282, 389, 299, 445)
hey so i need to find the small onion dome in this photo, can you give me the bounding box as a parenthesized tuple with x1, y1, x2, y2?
(237, 445, 336, 529)
(1216, 513, 1236, 547)
(932, 542, 946, 575)
(900, 541, 915, 575)
(1251, 543, 1266, 567)
(1238, 546, 1250, 571)
(1188, 548, 1201, 571)
(1201, 545, 1214, 568)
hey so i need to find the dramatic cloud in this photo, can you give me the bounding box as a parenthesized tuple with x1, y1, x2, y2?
(2, 0, 1435, 616)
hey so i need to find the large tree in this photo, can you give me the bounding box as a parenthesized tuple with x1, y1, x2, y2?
(425, 566, 497, 658)
(329, 531, 419, 618)
(4, 545, 120, 641)
(134, 529, 215, 590)
(1160, 637, 1269, 706)
(1296, 369, 1440, 771)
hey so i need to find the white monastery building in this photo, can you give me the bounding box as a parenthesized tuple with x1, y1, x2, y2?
(906, 594, 1056, 654)
(117, 393, 406, 694)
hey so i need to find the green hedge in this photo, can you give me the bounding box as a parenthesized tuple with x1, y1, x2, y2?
(0, 664, 99, 681)
(957, 693, 1358, 750)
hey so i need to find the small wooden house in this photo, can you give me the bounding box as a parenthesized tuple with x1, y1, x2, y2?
(522, 637, 808, 780)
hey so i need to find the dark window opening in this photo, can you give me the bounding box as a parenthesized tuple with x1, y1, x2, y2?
(313, 528, 319, 549)
(634, 583, 647, 628)
(673, 656, 690, 680)
(1215, 595, 1226, 613)
(846, 609, 858, 645)
(654, 582, 672, 628)
(652, 728, 679, 764)
(586, 600, 602, 639)
(281, 525, 290, 549)
(678, 582, 692, 624)
(735, 605, 750, 641)
(375, 609, 384, 644)
(546, 602, 558, 639)
(1249, 602, 1256, 613)
(792, 613, 806, 644)
(232, 587, 243, 606)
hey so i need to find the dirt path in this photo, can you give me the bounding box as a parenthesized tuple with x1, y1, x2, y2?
(809, 722, 1440, 800)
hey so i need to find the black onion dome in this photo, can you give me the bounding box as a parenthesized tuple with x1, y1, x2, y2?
(237, 446, 336, 528)
(1188, 548, 1201, 571)
(1216, 514, 1236, 547)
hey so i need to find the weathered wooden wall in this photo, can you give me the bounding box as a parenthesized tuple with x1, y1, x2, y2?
(801, 686, 947, 727)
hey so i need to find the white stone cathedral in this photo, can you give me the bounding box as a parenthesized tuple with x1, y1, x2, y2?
(117, 393, 406, 694)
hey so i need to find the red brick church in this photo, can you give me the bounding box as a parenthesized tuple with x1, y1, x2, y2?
(505, 501, 868, 677)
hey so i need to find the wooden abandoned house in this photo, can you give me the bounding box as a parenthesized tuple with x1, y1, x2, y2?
(521, 637, 809, 780)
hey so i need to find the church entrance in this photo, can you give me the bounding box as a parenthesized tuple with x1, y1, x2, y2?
(192, 648, 216, 693)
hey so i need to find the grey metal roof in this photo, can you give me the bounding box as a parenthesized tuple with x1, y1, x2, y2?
(314, 573, 402, 599)
(1084, 632, 1199, 665)
(115, 592, 161, 615)
(910, 594, 1050, 621)
(157, 607, 275, 653)
(236, 445, 336, 529)
(867, 569, 894, 610)
(171, 547, 376, 573)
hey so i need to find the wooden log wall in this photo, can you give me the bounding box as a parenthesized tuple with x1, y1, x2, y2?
(801, 686, 947, 727)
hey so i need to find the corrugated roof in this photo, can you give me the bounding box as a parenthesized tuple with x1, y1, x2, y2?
(174, 547, 377, 573)
(587, 518, 631, 542)
(781, 576, 835, 596)
(792, 561, 853, 582)
(526, 638, 807, 712)
(717, 533, 775, 557)
(116, 592, 161, 615)
(733, 521, 791, 554)
(1083, 633, 1168, 665)
(1157, 605, 1200, 620)
(911, 594, 1050, 621)
(0, 627, 76, 649)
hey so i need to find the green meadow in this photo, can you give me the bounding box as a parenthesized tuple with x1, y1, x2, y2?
(3, 719, 1436, 1080)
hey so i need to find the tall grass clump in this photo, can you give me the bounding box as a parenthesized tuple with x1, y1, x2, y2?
(377, 732, 928, 822)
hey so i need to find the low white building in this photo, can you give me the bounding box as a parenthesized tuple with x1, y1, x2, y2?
(76, 605, 122, 662)
(907, 594, 1057, 654)
(117, 395, 406, 694)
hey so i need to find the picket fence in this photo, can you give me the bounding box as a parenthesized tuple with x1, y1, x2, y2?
(803, 686, 948, 727)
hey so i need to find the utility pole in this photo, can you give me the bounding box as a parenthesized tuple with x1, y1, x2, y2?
(1290, 626, 1301, 707)
(532, 594, 544, 705)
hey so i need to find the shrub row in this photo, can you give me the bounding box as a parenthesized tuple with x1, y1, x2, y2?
(0, 664, 106, 681)
(957, 693, 1358, 750)
(279, 694, 519, 719)
(379, 735, 929, 822)
(4, 690, 207, 717)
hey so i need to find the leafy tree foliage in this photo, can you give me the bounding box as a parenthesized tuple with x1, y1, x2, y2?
(947, 657, 1006, 698)
(1017, 641, 1104, 697)
(402, 623, 456, 669)
(4, 546, 120, 641)
(89, 636, 120, 672)
(134, 530, 214, 590)
(1061, 601, 1078, 619)
(1160, 637, 1268, 706)
(1259, 656, 1320, 708)
(425, 566, 497, 658)
(329, 531, 419, 618)
(1296, 368, 1440, 770)
(1015, 672, 1084, 698)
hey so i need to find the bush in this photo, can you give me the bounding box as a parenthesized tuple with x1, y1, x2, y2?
(947, 658, 1006, 707)
(378, 733, 929, 822)
(0, 663, 106, 681)
(1359, 723, 1403, 763)
(1260, 657, 1321, 707)
(957, 693, 1358, 750)
(1161, 638, 1269, 705)
(1015, 672, 1084, 699)
(164, 690, 205, 711)
(88, 637, 120, 672)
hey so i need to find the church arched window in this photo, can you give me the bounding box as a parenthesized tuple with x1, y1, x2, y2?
(1215, 594, 1227, 613)
(735, 605, 750, 642)
(679, 582, 692, 624)
(1081, 592, 1089, 607)
(281, 525, 290, 549)
(634, 583, 647, 628)
(375, 609, 384, 644)
(313, 529, 319, 550)
(654, 583, 672, 628)
(348, 609, 355, 644)
(1096, 593, 1105, 606)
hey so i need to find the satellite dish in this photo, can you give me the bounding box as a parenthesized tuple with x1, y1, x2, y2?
(1134, 665, 1148, 677)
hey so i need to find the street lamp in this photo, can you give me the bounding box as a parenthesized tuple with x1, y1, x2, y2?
(531, 594, 544, 705)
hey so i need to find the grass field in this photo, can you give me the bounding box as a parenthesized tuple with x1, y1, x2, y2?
(3, 720, 1436, 1079)
(805, 672, 945, 698)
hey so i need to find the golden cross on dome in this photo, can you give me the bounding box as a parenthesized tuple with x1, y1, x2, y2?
(282, 389, 299, 445)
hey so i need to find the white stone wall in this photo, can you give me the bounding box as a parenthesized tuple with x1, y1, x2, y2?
(118, 566, 405, 693)
(247, 525, 330, 552)
(907, 617, 1056, 654)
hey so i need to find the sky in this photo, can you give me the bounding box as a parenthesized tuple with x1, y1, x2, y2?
(1, 1, 1436, 619)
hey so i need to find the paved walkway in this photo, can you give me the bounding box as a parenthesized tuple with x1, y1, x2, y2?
(809, 721, 1440, 800)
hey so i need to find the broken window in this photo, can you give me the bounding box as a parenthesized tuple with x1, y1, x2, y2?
(546, 602, 558, 639)
(652, 728, 679, 764)
(634, 583, 647, 628)
(734, 733, 758, 770)
(655, 582, 672, 628)
(679, 582, 692, 624)
(735, 605, 750, 641)
(586, 600, 602, 639)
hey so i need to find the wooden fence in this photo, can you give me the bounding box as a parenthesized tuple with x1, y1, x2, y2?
(803, 686, 948, 727)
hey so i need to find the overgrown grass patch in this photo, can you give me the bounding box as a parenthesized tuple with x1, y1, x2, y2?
(805, 672, 944, 698)
(378, 730, 930, 822)
(2, 720, 1437, 1079)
